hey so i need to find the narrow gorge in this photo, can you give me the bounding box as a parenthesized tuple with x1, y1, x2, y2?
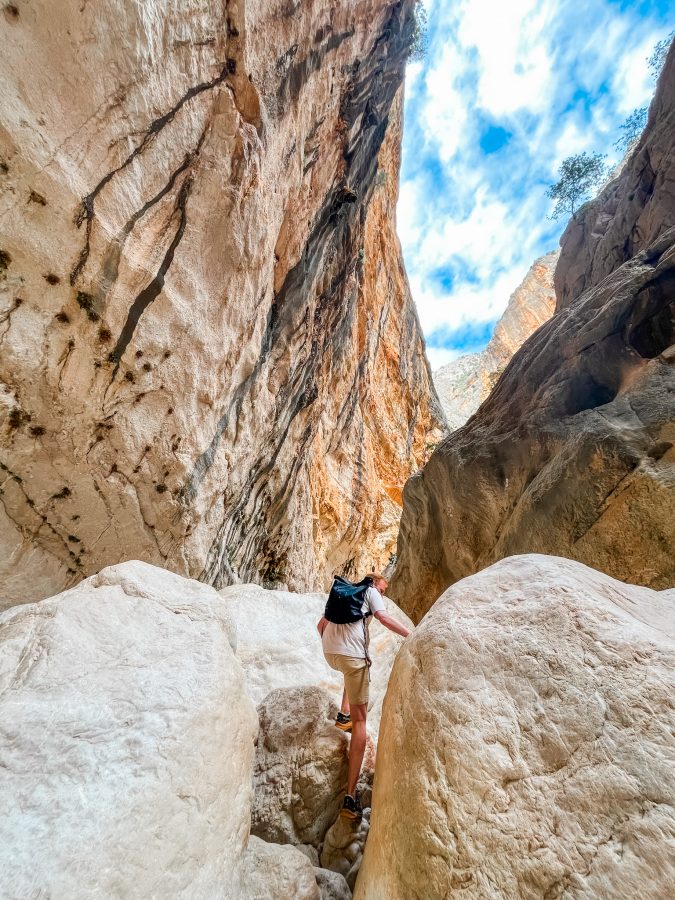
(1, 3, 674, 900)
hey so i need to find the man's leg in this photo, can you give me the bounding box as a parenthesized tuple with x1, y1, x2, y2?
(340, 687, 350, 716)
(346, 702, 367, 797)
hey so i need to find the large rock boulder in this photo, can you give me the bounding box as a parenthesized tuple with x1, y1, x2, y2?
(0, 0, 441, 610)
(242, 837, 321, 900)
(392, 47, 675, 621)
(355, 555, 675, 900)
(252, 687, 350, 849)
(434, 251, 558, 431)
(315, 867, 353, 900)
(0, 560, 258, 898)
(219, 583, 412, 735)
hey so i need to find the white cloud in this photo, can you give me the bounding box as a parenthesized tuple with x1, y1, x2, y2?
(421, 43, 468, 162)
(410, 262, 531, 337)
(426, 347, 464, 369)
(398, 0, 671, 358)
(457, 0, 556, 117)
(611, 33, 661, 114)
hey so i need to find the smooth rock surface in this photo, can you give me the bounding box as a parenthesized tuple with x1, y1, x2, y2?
(0, 0, 441, 609)
(242, 837, 321, 900)
(434, 252, 558, 431)
(0, 560, 258, 899)
(219, 582, 412, 734)
(356, 555, 675, 900)
(252, 687, 350, 849)
(392, 49, 675, 620)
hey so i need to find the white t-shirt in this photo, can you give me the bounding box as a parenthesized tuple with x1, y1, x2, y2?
(321, 586, 386, 659)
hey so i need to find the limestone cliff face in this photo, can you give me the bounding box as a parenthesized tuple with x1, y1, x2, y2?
(434, 251, 558, 431)
(0, 0, 440, 608)
(392, 44, 675, 622)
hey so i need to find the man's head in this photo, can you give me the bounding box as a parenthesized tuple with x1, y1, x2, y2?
(370, 574, 388, 594)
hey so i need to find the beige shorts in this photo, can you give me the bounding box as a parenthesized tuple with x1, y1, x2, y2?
(324, 653, 369, 706)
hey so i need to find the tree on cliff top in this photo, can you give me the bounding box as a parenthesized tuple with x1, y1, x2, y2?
(546, 152, 608, 220)
(409, 1, 428, 62)
(615, 30, 673, 154)
(648, 30, 674, 80)
(615, 107, 648, 154)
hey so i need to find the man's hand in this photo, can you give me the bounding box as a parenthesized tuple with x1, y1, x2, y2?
(317, 616, 328, 637)
(374, 610, 411, 638)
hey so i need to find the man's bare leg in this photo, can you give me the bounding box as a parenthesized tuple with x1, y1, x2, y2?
(346, 702, 367, 797)
(340, 688, 350, 716)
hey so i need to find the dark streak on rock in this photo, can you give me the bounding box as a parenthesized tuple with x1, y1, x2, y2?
(108, 175, 193, 378)
(70, 61, 233, 286)
(98, 126, 208, 308)
(184, 2, 414, 588)
(275, 30, 355, 110)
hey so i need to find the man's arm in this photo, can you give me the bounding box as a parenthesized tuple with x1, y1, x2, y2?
(317, 616, 328, 637)
(374, 610, 411, 638)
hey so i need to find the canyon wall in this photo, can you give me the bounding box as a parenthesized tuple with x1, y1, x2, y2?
(0, 0, 441, 609)
(391, 44, 675, 622)
(434, 251, 558, 431)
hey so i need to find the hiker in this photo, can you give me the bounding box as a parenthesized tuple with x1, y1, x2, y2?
(317, 573, 411, 821)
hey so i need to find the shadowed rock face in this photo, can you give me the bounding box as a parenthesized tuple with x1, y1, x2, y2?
(391, 45, 675, 623)
(0, 0, 441, 608)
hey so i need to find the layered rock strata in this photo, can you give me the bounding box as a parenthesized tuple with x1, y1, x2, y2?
(434, 251, 558, 431)
(0, 561, 258, 898)
(0, 0, 440, 609)
(392, 45, 675, 620)
(356, 555, 675, 900)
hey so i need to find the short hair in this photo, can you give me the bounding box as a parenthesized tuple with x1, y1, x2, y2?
(369, 573, 386, 582)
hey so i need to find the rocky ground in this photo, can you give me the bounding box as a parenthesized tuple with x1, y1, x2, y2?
(0, 560, 405, 898)
(2, 557, 673, 898)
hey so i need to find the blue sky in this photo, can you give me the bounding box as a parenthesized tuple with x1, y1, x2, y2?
(398, 0, 673, 368)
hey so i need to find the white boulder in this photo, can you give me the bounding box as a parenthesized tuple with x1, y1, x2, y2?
(242, 837, 321, 900)
(0, 561, 258, 899)
(355, 555, 675, 899)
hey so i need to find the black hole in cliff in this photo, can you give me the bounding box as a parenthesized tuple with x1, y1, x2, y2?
(627, 269, 675, 359)
(563, 373, 618, 416)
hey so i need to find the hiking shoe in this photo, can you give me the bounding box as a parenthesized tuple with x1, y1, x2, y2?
(335, 712, 352, 732)
(340, 793, 363, 821)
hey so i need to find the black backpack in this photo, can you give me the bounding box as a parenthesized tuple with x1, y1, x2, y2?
(324, 576, 373, 624)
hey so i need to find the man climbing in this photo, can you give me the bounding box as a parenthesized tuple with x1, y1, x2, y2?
(317, 573, 411, 821)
